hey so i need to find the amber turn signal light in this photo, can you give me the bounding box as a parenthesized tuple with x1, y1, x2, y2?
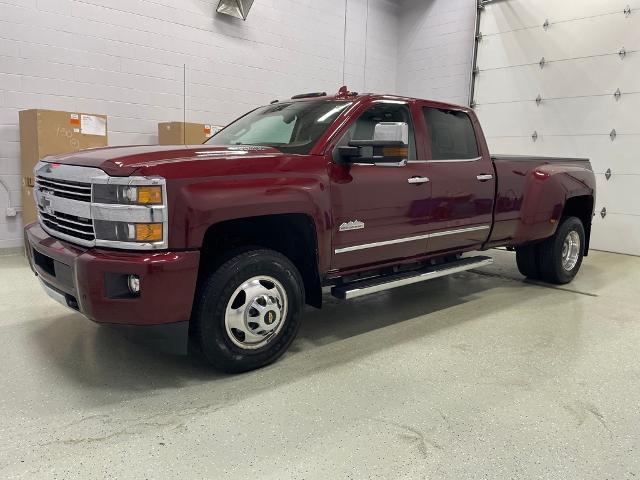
(134, 223, 163, 242)
(382, 147, 409, 157)
(137, 186, 163, 204)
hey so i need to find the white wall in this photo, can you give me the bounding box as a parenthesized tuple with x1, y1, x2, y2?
(474, 0, 640, 256)
(345, 0, 401, 93)
(0, 0, 401, 248)
(396, 0, 476, 105)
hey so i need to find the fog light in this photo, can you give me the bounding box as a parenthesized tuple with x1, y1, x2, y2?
(127, 274, 140, 294)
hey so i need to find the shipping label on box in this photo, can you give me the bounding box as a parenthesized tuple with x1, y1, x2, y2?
(81, 114, 107, 136)
(206, 125, 224, 136)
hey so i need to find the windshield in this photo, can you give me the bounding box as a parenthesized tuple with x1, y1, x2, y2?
(206, 100, 352, 154)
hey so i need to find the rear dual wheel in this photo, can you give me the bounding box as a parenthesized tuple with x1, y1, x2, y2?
(516, 216, 585, 285)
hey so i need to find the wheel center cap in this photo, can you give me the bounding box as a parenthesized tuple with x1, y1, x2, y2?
(265, 310, 277, 325)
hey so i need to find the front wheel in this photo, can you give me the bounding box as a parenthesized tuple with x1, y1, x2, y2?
(189, 249, 304, 373)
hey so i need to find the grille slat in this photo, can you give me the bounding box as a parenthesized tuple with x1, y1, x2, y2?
(36, 177, 91, 191)
(39, 212, 93, 235)
(40, 216, 95, 240)
(39, 209, 94, 234)
(37, 183, 90, 197)
(36, 176, 92, 203)
(52, 212, 92, 228)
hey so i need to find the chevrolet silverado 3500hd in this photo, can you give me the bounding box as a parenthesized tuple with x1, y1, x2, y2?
(25, 87, 596, 372)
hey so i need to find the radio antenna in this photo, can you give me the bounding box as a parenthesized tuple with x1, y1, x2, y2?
(342, 0, 348, 85)
(363, 0, 369, 91)
(183, 64, 186, 145)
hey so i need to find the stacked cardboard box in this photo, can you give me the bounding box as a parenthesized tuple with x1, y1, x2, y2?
(19, 109, 108, 225)
(158, 122, 222, 145)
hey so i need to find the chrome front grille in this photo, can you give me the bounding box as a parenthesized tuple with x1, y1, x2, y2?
(35, 174, 96, 242)
(38, 209, 95, 242)
(35, 176, 92, 202)
(35, 165, 99, 245)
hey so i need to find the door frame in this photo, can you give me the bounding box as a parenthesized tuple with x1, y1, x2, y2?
(325, 98, 434, 272)
(415, 100, 496, 254)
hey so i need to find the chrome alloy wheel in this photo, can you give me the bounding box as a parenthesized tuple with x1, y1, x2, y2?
(224, 276, 288, 350)
(561, 230, 581, 271)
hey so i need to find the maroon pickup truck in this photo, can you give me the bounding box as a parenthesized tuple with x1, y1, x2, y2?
(24, 87, 595, 372)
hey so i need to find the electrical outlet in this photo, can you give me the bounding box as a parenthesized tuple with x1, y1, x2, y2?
(5, 207, 17, 217)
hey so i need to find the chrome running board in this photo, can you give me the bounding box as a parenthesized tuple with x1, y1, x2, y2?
(331, 255, 493, 300)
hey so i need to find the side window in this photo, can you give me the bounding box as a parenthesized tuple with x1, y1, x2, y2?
(340, 103, 417, 160)
(423, 107, 479, 160)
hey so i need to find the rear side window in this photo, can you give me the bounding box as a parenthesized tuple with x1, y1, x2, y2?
(423, 107, 479, 160)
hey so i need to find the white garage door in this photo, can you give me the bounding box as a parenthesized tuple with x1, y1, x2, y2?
(473, 0, 640, 256)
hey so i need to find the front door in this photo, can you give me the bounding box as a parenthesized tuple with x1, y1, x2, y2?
(329, 101, 432, 271)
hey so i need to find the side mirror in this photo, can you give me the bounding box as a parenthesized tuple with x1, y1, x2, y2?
(338, 122, 409, 166)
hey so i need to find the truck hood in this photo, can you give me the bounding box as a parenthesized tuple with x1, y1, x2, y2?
(42, 145, 284, 176)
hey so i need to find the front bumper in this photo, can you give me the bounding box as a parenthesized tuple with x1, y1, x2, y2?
(25, 222, 200, 325)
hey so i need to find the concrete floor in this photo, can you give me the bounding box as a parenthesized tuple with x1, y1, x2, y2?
(0, 249, 639, 479)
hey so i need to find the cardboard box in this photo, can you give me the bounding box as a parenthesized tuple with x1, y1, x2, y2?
(19, 109, 108, 225)
(158, 122, 222, 145)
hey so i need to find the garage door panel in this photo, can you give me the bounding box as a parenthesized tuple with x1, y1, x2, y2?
(590, 213, 640, 256)
(475, 54, 640, 104)
(595, 174, 640, 216)
(485, 135, 640, 176)
(480, 0, 640, 36)
(476, 94, 640, 137)
(477, 13, 640, 70)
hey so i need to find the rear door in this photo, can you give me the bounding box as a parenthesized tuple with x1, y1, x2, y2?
(420, 105, 495, 254)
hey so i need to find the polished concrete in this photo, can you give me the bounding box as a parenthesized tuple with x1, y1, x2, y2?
(1, 249, 639, 479)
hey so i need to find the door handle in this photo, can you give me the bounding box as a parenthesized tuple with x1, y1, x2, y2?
(476, 174, 493, 182)
(407, 176, 429, 185)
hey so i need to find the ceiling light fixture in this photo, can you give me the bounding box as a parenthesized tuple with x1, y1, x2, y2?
(216, 0, 255, 20)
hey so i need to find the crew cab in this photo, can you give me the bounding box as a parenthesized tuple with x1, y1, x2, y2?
(24, 87, 596, 372)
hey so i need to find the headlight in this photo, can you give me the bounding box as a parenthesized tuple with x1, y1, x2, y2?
(91, 177, 168, 250)
(95, 221, 164, 243)
(93, 184, 163, 205)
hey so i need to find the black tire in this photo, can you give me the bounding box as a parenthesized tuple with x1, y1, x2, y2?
(515, 243, 541, 280)
(189, 249, 304, 373)
(537, 216, 585, 285)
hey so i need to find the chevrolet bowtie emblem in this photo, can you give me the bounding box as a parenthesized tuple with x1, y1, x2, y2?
(266, 311, 275, 324)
